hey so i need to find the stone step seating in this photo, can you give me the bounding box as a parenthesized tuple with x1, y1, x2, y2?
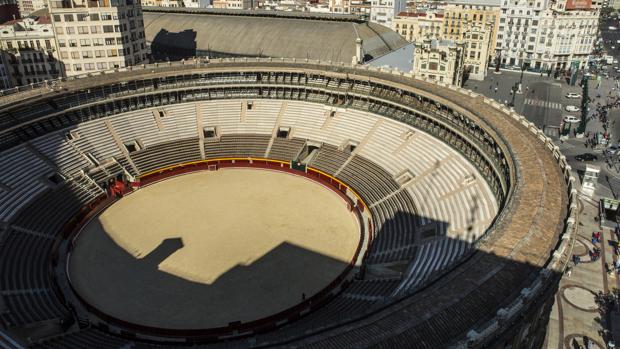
(268, 138, 306, 162)
(394, 237, 470, 295)
(204, 134, 271, 159)
(360, 121, 449, 178)
(337, 155, 400, 204)
(30, 133, 90, 177)
(0, 145, 52, 223)
(320, 108, 377, 146)
(239, 100, 281, 135)
(70, 120, 123, 163)
(280, 102, 329, 141)
(308, 144, 350, 175)
(130, 138, 201, 174)
(11, 181, 91, 235)
(159, 103, 200, 141)
(0, 228, 66, 327)
(32, 328, 130, 349)
(366, 192, 417, 265)
(109, 109, 163, 148)
(0, 289, 67, 327)
(88, 160, 125, 184)
(341, 279, 401, 300)
(200, 100, 245, 135)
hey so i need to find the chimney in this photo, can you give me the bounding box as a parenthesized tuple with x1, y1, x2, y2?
(355, 37, 363, 64)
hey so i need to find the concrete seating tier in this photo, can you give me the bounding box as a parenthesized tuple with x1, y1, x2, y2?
(33, 329, 130, 349)
(337, 155, 400, 205)
(131, 138, 201, 174)
(267, 138, 306, 161)
(204, 134, 271, 159)
(308, 144, 350, 175)
(0, 145, 52, 223)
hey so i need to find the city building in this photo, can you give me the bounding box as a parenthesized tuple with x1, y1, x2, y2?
(442, 0, 501, 58)
(413, 38, 465, 85)
(370, 0, 406, 27)
(142, 0, 184, 6)
(0, 0, 21, 24)
(0, 13, 62, 87)
(462, 25, 492, 80)
(0, 54, 11, 89)
(182, 0, 211, 7)
(16, 0, 46, 17)
(48, 0, 148, 77)
(349, 0, 371, 15)
(496, 0, 549, 68)
(329, 0, 350, 13)
(212, 0, 253, 9)
(393, 11, 444, 41)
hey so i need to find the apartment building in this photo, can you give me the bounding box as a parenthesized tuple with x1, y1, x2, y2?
(48, 0, 148, 77)
(0, 14, 63, 87)
(496, 0, 548, 68)
(371, 0, 406, 27)
(212, 0, 253, 9)
(16, 0, 46, 17)
(443, 0, 501, 54)
(393, 12, 444, 41)
(534, 6, 599, 71)
(394, 8, 495, 80)
(142, 0, 184, 6)
(413, 38, 465, 85)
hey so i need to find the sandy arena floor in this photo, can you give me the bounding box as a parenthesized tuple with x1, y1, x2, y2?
(68, 168, 359, 329)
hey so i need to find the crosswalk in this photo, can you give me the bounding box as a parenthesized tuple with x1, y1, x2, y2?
(524, 99, 562, 110)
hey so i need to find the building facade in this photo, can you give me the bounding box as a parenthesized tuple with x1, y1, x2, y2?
(48, 0, 148, 77)
(496, 0, 548, 68)
(442, 0, 501, 57)
(413, 39, 464, 85)
(370, 0, 406, 27)
(212, 0, 253, 9)
(393, 12, 444, 41)
(16, 0, 46, 17)
(533, 7, 599, 71)
(0, 0, 21, 24)
(0, 15, 63, 87)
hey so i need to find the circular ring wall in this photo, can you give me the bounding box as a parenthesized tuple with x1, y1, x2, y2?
(0, 60, 573, 349)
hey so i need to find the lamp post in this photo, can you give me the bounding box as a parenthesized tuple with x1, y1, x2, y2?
(510, 60, 529, 107)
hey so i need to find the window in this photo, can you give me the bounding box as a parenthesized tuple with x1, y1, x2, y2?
(84, 63, 95, 70)
(107, 49, 118, 57)
(429, 62, 438, 70)
(69, 39, 77, 47)
(90, 25, 99, 33)
(45, 40, 51, 49)
(82, 51, 93, 58)
(55, 27, 63, 34)
(53, 14, 61, 22)
(93, 38, 104, 46)
(90, 13, 99, 20)
(78, 26, 89, 34)
(73, 63, 82, 71)
(58, 39, 66, 47)
(101, 13, 112, 20)
(103, 25, 114, 33)
(71, 52, 80, 59)
(60, 51, 68, 59)
(66, 27, 75, 34)
(105, 38, 115, 45)
(95, 50, 105, 57)
(64, 14, 74, 22)
(80, 39, 91, 46)
(96, 62, 107, 69)
(77, 13, 88, 21)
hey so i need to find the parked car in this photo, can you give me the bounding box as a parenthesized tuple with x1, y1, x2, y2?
(563, 115, 581, 123)
(565, 105, 581, 112)
(565, 92, 582, 99)
(605, 144, 620, 156)
(575, 153, 598, 161)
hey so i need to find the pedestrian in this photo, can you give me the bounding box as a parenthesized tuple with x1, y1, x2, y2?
(494, 87, 498, 93)
(566, 267, 572, 277)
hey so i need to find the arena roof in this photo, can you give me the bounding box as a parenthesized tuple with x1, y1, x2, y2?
(143, 8, 408, 62)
